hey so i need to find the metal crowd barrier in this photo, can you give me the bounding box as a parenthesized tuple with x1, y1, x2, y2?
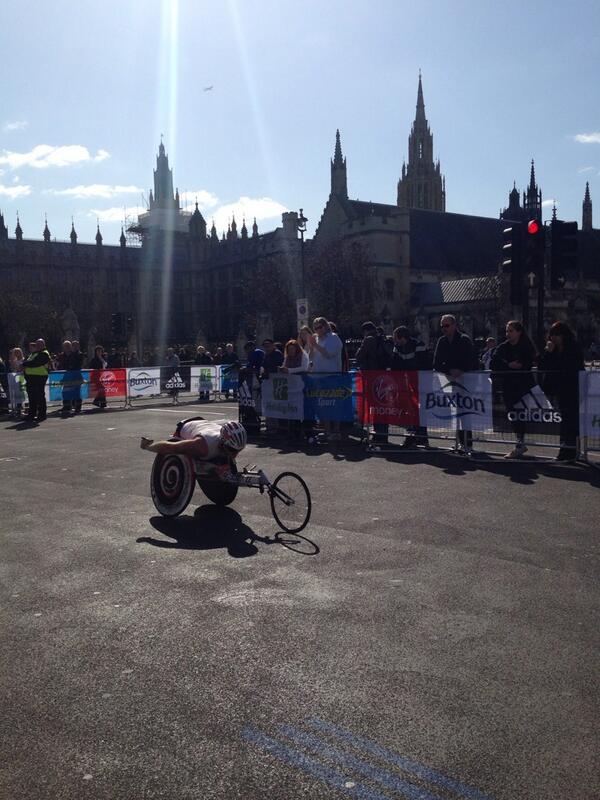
(236, 368, 598, 461)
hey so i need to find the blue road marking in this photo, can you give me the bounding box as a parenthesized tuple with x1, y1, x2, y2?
(279, 724, 443, 800)
(242, 727, 395, 800)
(308, 719, 495, 800)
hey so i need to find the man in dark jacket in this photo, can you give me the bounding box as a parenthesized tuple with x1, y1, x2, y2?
(391, 326, 430, 448)
(357, 322, 390, 444)
(433, 315, 475, 453)
(68, 340, 85, 413)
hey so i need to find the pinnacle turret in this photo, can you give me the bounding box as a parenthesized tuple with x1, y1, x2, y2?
(583, 181, 593, 231)
(330, 128, 348, 198)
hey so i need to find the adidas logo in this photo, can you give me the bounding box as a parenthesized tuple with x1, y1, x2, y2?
(165, 371, 186, 389)
(507, 386, 562, 423)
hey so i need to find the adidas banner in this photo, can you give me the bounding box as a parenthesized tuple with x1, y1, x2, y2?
(261, 374, 304, 420)
(491, 374, 562, 435)
(579, 370, 600, 439)
(160, 366, 191, 393)
(127, 368, 161, 398)
(419, 372, 493, 431)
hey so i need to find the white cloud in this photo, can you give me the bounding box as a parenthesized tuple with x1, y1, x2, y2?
(0, 183, 31, 199)
(179, 189, 219, 210)
(89, 206, 146, 223)
(578, 166, 595, 173)
(50, 183, 143, 199)
(541, 199, 556, 208)
(574, 132, 600, 144)
(3, 120, 28, 132)
(211, 196, 288, 232)
(0, 144, 110, 170)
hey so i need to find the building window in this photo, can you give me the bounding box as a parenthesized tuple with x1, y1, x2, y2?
(419, 140, 423, 159)
(385, 278, 395, 301)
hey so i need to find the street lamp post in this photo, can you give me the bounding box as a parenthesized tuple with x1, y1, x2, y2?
(297, 208, 308, 297)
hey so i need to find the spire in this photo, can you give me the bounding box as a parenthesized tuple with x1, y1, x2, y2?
(252, 217, 258, 237)
(210, 219, 218, 240)
(416, 69, 425, 121)
(120, 226, 127, 247)
(0, 211, 7, 242)
(241, 217, 248, 239)
(95, 222, 103, 246)
(330, 128, 348, 198)
(175, 187, 180, 209)
(529, 159, 536, 192)
(15, 213, 22, 241)
(153, 139, 177, 210)
(552, 203, 557, 222)
(582, 181, 593, 231)
(523, 159, 542, 221)
(70, 218, 77, 245)
(231, 214, 238, 238)
(43, 214, 51, 242)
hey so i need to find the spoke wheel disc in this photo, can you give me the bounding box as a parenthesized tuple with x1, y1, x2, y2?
(269, 471, 311, 533)
(151, 454, 195, 517)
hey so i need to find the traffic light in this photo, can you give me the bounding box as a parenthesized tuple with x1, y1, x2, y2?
(126, 315, 134, 335)
(524, 217, 545, 279)
(502, 223, 524, 305)
(550, 220, 578, 289)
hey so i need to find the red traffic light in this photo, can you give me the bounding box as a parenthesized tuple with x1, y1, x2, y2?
(527, 220, 540, 235)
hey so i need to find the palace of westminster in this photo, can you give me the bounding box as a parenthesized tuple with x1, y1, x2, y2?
(1, 75, 599, 351)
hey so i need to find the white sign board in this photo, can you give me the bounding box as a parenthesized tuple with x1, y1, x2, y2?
(127, 368, 161, 398)
(419, 371, 493, 431)
(261, 374, 304, 420)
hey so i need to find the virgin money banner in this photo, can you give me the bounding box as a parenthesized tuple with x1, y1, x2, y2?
(260, 374, 304, 420)
(362, 370, 420, 427)
(48, 370, 90, 402)
(419, 372, 493, 431)
(303, 373, 353, 422)
(579, 370, 600, 438)
(127, 368, 161, 398)
(89, 369, 127, 399)
(160, 366, 191, 393)
(190, 366, 217, 394)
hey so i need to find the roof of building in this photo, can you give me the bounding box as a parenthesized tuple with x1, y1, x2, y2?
(412, 275, 500, 307)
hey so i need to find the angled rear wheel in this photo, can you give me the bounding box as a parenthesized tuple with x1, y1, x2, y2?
(151, 454, 195, 517)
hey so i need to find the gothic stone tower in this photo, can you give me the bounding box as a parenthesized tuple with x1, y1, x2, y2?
(582, 181, 593, 231)
(397, 73, 446, 211)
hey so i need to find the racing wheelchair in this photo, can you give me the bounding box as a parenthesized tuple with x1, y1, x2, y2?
(150, 417, 312, 533)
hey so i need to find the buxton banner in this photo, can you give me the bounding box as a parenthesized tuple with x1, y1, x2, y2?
(579, 370, 600, 439)
(48, 370, 90, 402)
(261, 374, 304, 420)
(89, 369, 127, 400)
(419, 371, 493, 431)
(127, 368, 161, 398)
(362, 370, 420, 427)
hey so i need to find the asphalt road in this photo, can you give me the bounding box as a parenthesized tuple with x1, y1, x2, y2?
(1, 401, 599, 800)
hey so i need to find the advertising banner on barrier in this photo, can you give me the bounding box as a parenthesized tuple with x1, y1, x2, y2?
(303, 373, 354, 422)
(261, 374, 304, 420)
(579, 370, 600, 438)
(160, 366, 191, 393)
(491, 374, 562, 436)
(220, 365, 239, 395)
(127, 368, 161, 398)
(48, 370, 90, 402)
(362, 370, 420, 426)
(8, 372, 27, 406)
(190, 366, 216, 395)
(419, 372, 493, 430)
(89, 369, 127, 399)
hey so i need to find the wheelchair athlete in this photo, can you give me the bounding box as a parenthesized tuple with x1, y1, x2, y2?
(141, 418, 247, 478)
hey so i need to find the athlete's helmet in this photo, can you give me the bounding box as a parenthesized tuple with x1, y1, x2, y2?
(219, 420, 247, 452)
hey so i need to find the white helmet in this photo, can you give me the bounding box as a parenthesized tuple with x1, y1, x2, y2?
(219, 420, 247, 452)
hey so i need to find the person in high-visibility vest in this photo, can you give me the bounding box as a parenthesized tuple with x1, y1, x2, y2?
(23, 339, 51, 422)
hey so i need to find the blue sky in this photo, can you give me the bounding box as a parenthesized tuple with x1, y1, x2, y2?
(1, 0, 599, 244)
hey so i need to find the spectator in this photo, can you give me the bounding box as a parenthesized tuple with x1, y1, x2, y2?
(195, 345, 213, 401)
(239, 341, 265, 434)
(539, 321, 585, 462)
(213, 346, 225, 366)
(89, 345, 108, 409)
(68, 340, 85, 414)
(107, 347, 122, 369)
(329, 322, 349, 372)
(56, 340, 72, 371)
(310, 317, 343, 441)
(480, 337, 497, 370)
(8, 347, 25, 418)
(298, 326, 314, 369)
(23, 338, 51, 422)
(261, 339, 284, 435)
(490, 321, 537, 459)
(279, 339, 309, 374)
(128, 351, 141, 367)
(0, 355, 8, 415)
(356, 321, 390, 444)
(56, 341, 73, 414)
(165, 346, 181, 398)
(244, 340, 265, 378)
(433, 314, 475, 454)
(391, 325, 430, 448)
(221, 343, 240, 400)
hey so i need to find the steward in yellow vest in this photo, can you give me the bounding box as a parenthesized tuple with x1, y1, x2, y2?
(23, 339, 51, 422)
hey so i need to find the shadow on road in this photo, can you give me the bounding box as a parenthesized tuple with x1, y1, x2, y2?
(138, 505, 320, 558)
